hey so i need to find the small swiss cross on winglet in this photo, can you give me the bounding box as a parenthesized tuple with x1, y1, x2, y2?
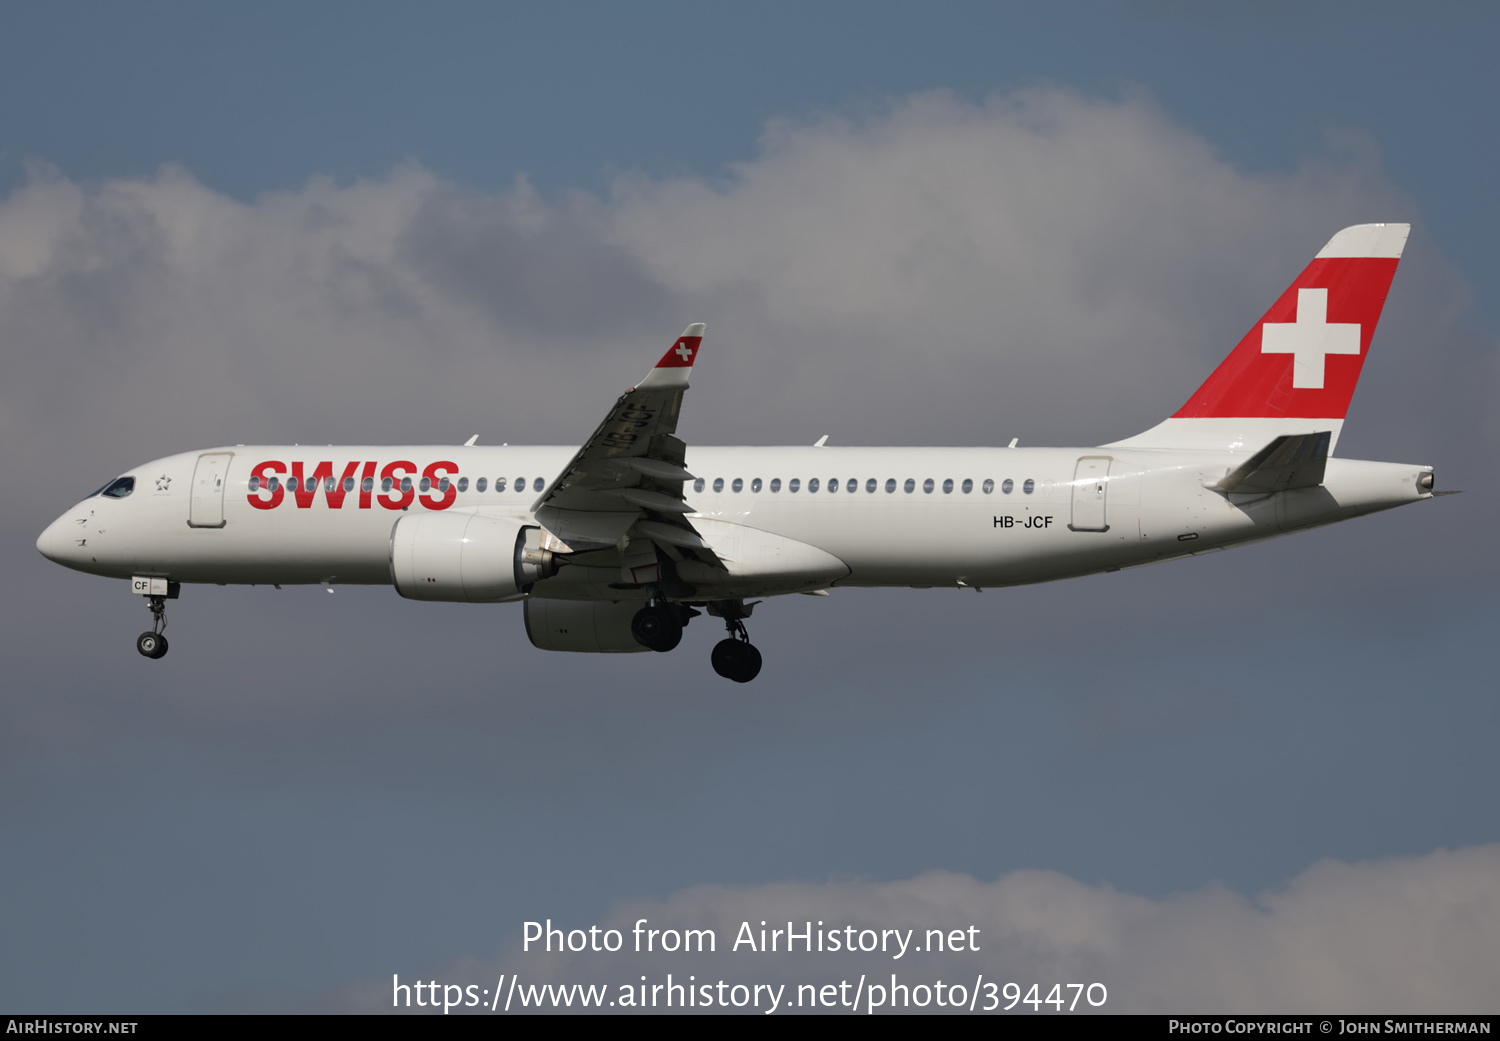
(655, 323, 706, 368)
(637, 323, 706, 390)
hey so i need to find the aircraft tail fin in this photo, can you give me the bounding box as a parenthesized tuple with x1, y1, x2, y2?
(1106, 223, 1409, 454)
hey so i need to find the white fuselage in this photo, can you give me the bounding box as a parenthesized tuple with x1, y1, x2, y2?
(37, 444, 1433, 600)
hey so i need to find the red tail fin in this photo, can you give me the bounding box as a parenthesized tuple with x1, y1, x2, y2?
(1109, 223, 1408, 453)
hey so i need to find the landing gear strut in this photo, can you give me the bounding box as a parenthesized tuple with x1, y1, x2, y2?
(137, 595, 169, 659)
(710, 611, 762, 683)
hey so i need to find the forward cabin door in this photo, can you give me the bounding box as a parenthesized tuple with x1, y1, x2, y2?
(188, 452, 233, 528)
(1069, 456, 1111, 532)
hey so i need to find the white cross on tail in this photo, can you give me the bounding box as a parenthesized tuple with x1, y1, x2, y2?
(675, 343, 694, 361)
(1260, 288, 1360, 389)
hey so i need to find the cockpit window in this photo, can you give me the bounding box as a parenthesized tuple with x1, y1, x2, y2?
(100, 477, 135, 499)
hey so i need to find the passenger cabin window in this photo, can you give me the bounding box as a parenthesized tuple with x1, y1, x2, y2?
(942, 478, 954, 494)
(248, 477, 260, 493)
(713, 477, 724, 492)
(962, 478, 973, 494)
(344, 476, 356, 492)
(1023, 479, 1035, 494)
(751, 478, 762, 493)
(866, 479, 876, 493)
(476, 477, 487, 492)
(732, 478, 743, 492)
(809, 478, 820, 492)
(904, 478, 915, 493)
(694, 478, 706, 493)
(533, 478, 544, 492)
(923, 478, 935, 494)
(770, 478, 781, 492)
(495, 478, 507, 491)
(789, 478, 801, 492)
(457, 477, 468, 492)
(886, 478, 896, 493)
(982, 479, 994, 494)
(1001, 479, 1013, 494)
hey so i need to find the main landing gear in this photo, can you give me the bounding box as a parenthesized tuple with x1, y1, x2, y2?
(709, 601, 762, 684)
(137, 595, 169, 659)
(631, 597, 763, 682)
(711, 618, 762, 684)
(631, 602, 685, 652)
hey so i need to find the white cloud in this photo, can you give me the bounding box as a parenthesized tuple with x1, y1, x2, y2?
(325, 844, 1500, 1013)
(4, 86, 1468, 488)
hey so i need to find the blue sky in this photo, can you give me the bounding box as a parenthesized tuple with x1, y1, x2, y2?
(2, 3, 1496, 1013)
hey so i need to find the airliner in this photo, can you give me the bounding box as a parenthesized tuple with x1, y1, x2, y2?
(37, 223, 1439, 682)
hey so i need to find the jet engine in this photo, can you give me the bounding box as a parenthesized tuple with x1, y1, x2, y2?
(389, 513, 555, 602)
(524, 599, 651, 653)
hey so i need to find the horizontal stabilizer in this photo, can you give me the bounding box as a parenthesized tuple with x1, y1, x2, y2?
(1214, 432, 1331, 494)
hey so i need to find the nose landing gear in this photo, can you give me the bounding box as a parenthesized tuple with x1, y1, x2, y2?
(137, 595, 169, 659)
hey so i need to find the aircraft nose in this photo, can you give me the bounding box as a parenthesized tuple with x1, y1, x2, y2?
(36, 514, 71, 563)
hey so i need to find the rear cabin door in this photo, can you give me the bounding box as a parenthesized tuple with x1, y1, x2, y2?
(1069, 456, 1111, 532)
(188, 452, 233, 528)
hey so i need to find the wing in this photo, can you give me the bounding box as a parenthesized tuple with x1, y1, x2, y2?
(532, 324, 726, 582)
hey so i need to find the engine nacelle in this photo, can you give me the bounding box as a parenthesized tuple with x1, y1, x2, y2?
(390, 513, 555, 602)
(524, 599, 651, 653)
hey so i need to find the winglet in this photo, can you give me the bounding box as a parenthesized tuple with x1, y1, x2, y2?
(637, 324, 705, 389)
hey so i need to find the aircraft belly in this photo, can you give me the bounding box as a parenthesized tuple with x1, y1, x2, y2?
(766, 500, 1152, 588)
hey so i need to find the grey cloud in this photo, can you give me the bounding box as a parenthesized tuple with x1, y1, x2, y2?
(606, 91, 1440, 450)
(398, 177, 677, 342)
(1, 90, 1481, 478)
